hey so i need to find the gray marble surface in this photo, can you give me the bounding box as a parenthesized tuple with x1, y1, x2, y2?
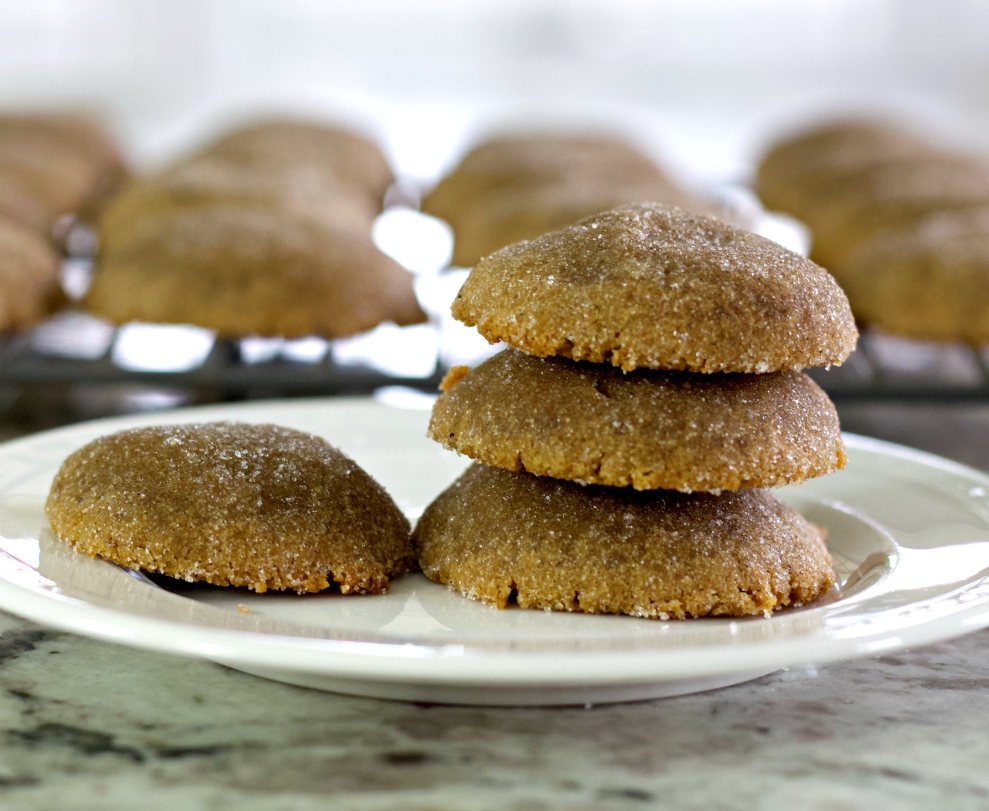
(0, 403, 988, 810)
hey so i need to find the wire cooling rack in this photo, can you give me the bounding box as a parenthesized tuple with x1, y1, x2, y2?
(1, 313, 987, 406)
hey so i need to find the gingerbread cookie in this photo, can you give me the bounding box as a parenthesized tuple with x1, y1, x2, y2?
(46, 422, 416, 594)
(423, 134, 674, 232)
(99, 157, 377, 253)
(202, 119, 393, 206)
(87, 205, 426, 337)
(839, 208, 989, 344)
(805, 155, 989, 272)
(452, 203, 857, 372)
(413, 464, 834, 618)
(0, 218, 64, 330)
(430, 348, 845, 492)
(448, 172, 700, 267)
(0, 113, 126, 223)
(756, 120, 932, 220)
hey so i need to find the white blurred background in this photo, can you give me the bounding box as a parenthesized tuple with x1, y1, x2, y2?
(3, 0, 989, 417)
(1, 0, 988, 186)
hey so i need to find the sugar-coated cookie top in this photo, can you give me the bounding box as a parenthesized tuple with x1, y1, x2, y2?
(45, 422, 415, 594)
(452, 203, 858, 373)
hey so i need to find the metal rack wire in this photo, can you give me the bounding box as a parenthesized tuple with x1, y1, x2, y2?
(1, 316, 987, 406)
(807, 331, 989, 403)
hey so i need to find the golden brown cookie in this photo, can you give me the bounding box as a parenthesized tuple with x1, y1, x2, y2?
(0, 218, 64, 330)
(0, 113, 126, 223)
(838, 208, 989, 343)
(448, 173, 700, 267)
(202, 119, 393, 206)
(429, 348, 845, 492)
(0, 175, 49, 233)
(806, 155, 989, 272)
(423, 134, 674, 232)
(413, 464, 834, 618)
(99, 157, 378, 254)
(756, 120, 933, 220)
(46, 422, 416, 594)
(87, 205, 426, 337)
(452, 203, 858, 373)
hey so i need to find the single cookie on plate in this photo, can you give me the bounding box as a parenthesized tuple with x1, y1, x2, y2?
(430, 348, 845, 492)
(413, 464, 834, 618)
(45, 422, 416, 594)
(452, 203, 857, 373)
(87, 205, 426, 337)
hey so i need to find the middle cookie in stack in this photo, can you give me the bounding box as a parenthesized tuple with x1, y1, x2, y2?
(413, 204, 858, 619)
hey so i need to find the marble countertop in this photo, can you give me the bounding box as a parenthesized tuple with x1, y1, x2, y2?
(1, 402, 989, 810)
(0, 610, 987, 810)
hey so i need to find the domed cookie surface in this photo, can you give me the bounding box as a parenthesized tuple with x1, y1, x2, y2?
(448, 171, 704, 268)
(805, 155, 989, 272)
(201, 119, 393, 206)
(452, 204, 857, 373)
(45, 422, 415, 594)
(430, 349, 845, 492)
(756, 120, 932, 220)
(839, 208, 989, 344)
(413, 464, 834, 618)
(99, 157, 377, 254)
(87, 205, 426, 338)
(422, 134, 670, 230)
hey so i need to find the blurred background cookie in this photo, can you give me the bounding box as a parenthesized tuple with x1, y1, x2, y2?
(200, 119, 394, 209)
(88, 206, 426, 338)
(422, 132, 727, 266)
(756, 118, 989, 345)
(839, 208, 989, 344)
(0, 113, 127, 229)
(90, 117, 420, 338)
(99, 155, 379, 254)
(0, 219, 64, 331)
(430, 348, 845, 492)
(756, 120, 934, 222)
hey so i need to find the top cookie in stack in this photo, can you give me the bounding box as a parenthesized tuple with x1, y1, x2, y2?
(451, 204, 857, 373)
(88, 118, 425, 339)
(414, 204, 856, 619)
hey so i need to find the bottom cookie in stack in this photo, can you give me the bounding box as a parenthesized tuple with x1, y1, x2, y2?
(413, 464, 833, 619)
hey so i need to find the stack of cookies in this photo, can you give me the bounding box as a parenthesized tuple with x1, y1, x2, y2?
(0, 113, 126, 331)
(88, 119, 425, 339)
(413, 204, 858, 619)
(757, 119, 989, 344)
(422, 133, 719, 268)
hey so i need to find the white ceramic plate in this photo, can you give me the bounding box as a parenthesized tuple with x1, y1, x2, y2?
(0, 398, 988, 706)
